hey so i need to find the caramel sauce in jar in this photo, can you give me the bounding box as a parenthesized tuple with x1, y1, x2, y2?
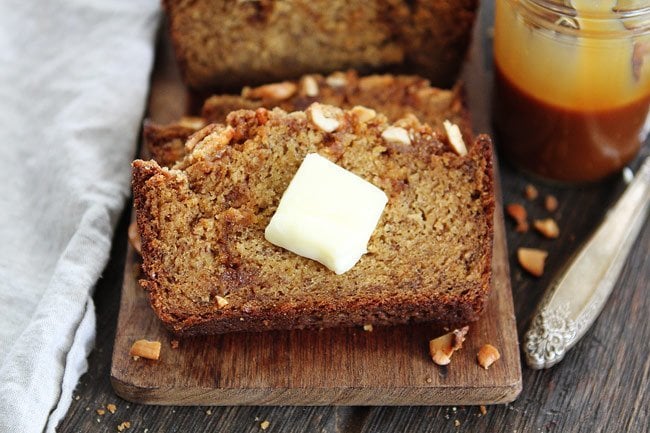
(493, 0, 650, 183)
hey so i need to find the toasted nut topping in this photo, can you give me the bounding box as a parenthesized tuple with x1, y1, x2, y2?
(351, 106, 377, 122)
(533, 218, 560, 239)
(363, 324, 373, 332)
(127, 222, 142, 255)
(443, 120, 468, 156)
(215, 295, 229, 308)
(243, 82, 297, 100)
(325, 72, 347, 87)
(505, 203, 529, 233)
(545, 194, 558, 212)
(106, 404, 117, 414)
(381, 126, 411, 146)
(517, 247, 548, 277)
(129, 339, 161, 361)
(307, 103, 340, 132)
(477, 344, 501, 369)
(524, 184, 539, 200)
(429, 326, 469, 366)
(178, 116, 206, 130)
(96, 409, 106, 416)
(301, 75, 319, 97)
(117, 421, 131, 432)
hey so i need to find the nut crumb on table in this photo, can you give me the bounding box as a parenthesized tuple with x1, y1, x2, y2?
(517, 248, 548, 277)
(117, 421, 131, 431)
(107, 404, 117, 414)
(533, 218, 560, 239)
(260, 420, 270, 430)
(524, 184, 538, 200)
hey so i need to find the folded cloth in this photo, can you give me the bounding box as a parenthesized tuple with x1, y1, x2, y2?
(0, 1, 160, 432)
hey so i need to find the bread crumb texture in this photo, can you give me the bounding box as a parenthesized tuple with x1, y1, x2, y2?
(133, 106, 494, 335)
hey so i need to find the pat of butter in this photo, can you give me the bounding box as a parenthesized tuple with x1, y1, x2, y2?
(265, 153, 388, 274)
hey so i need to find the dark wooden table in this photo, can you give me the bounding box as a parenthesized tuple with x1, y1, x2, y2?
(57, 3, 649, 433)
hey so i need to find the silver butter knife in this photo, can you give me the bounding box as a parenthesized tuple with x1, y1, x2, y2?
(524, 156, 650, 369)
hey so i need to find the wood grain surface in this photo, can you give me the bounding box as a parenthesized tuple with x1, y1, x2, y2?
(57, 2, 649, 432)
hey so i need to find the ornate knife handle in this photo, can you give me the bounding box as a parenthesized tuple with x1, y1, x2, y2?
(524, 157, 650, 369)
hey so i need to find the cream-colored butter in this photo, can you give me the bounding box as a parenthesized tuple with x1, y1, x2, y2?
(265, 153, 388, 275)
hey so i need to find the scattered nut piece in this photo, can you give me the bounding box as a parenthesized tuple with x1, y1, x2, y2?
(216, 295, 229, 308)
(301, 75, 319, 97)
(533, 218, 560, 239)
(524, 184, 539, 200)
(351, 105, 377, 123)
(454, 420, 461, 427)
(426, 377, 432, 383)
(480, 405, 487, 416)
(325, 72, 347, 87)
(429, 326, 469, 366)
(307, 103, 340, 133)
(622, 166, 634, 184)
(107, 404, 117, 414)
(381, 126, 411, 146)
(170, 339, 179, 349)
(127, 222, 141, 255)
(117, 421, 131, 432)
(451, 326, 469, 351)
(505, 203, 529, 233)
(517, 247, 548, 277)
(260, 420, 271, 430)
(129, 339, 161, 361)
(97, 409, 106, 416)
(206, 409, 212, 415)
(243, 82, 297, 100)
(477, 344, 501, 369)
(363, 324, 373, 332)
(544, 194, 558, 212)
(443, 120, 468, 156)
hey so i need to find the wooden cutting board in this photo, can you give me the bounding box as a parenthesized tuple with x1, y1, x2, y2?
(110, 28, 522, 406)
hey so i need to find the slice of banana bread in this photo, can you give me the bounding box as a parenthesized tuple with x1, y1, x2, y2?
(163, 0, 479, 90)
(145, 71, 471, 168)
(133, 105, 494, 336)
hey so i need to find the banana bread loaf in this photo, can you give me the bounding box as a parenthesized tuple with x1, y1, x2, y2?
(163, 0, 479, 90)
(133, 104, 494, 336)
(145, 71, 471, 168)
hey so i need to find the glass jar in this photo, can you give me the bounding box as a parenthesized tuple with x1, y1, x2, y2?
(493, 0, 650, 183)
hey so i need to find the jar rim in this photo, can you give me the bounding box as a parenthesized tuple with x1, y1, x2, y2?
(528, 0, 650, 19)
(510, 0, 650, 38)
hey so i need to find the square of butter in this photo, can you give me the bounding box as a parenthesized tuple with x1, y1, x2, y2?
(265, 153, 388, 274)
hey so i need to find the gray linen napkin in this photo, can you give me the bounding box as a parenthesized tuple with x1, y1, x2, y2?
(0, 1, 160, 431)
